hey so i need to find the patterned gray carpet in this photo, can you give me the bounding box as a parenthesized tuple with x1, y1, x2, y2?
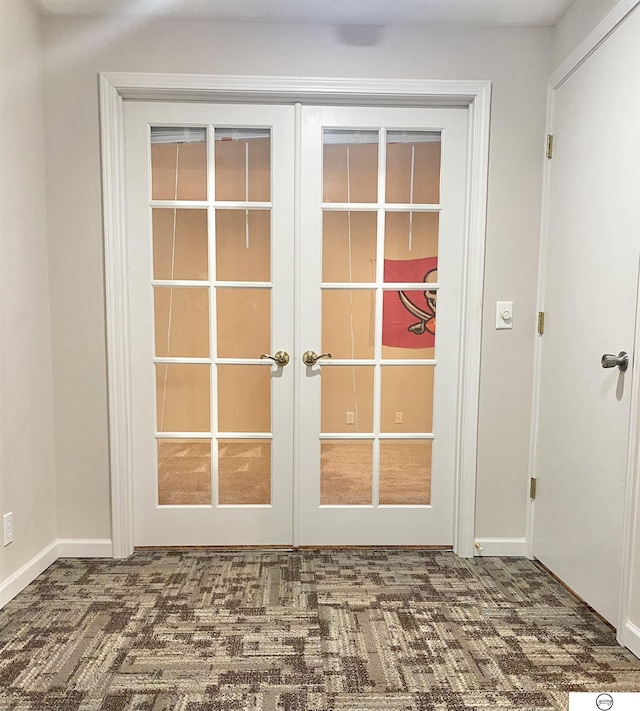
(0, 550, 638, 710)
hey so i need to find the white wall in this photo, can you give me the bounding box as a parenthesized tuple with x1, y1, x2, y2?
(0, 0, 57, 592)
(41, 15, 552, 542)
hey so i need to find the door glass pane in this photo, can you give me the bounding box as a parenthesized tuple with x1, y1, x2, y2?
(156, 364, 210, 432)
(154, 287, 209, 358)
(322, 211, 377, 283)
(153, 209, 208, 281)
(151, 127, 207, 201)
(321, 440, 372, 505)
(217, 365, 270, 432)
(215, 129, 270, 202)
(321, 366, 374, 433)
(379, 440, 431, 505)
(216, 288, 270, 358)
(157, 438, 211, 505)
(382, 287, 437, 358)
(384, 212, 438, 266)
(386, 131, 441, 204)
(216, 210, 270, 282)
(322, 290, 375, 360)
(380, 366, 434, 433)
(323, 130, 378, 204)
(218, 439, 271, 505)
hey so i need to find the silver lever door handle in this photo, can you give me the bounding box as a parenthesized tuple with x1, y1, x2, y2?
(302, 350, 332, 366)
(601, 351, 629, 372)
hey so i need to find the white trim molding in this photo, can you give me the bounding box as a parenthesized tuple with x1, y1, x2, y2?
(620, 621, 640, 659)
(550, 0, 640, 90)
(57, 539, 114, 558)
(474, 538, 528, 557)
(0, 541, 58, 609)
(99, 72, 492, 558)
(0, 539, 116, 609)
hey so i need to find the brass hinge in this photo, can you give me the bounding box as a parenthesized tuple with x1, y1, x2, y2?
(546, 134, 554, 159)
(537, 311, 545, 335)
(530, 477, 537, 500)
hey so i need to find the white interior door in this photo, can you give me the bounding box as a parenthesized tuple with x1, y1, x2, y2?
(125, 101, 295, 545)
(534, 7, 640, 625)
(298, 105, 468, 545)
(125, 100, 469, 547)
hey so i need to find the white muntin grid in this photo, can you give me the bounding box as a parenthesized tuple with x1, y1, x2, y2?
(148, 122, 442, 510)
(149, 124, 275, 509)
(319, 127, 441, 508)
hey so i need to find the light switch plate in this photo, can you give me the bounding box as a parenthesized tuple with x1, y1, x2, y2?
(496, 301, 514, 329)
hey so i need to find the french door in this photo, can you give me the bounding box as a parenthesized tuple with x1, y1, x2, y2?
(124, 100, 468, 546)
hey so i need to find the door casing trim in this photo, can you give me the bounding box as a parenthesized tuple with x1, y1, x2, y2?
(99, 72, 492, 558)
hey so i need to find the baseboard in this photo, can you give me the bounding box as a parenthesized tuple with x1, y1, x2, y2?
(57, 539, 113, 557)
(0, 540, 59, 608)
(474, 537, 528, 557)
(619, 621, 640, 659)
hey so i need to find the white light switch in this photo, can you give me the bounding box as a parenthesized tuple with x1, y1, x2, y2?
(496, 301, 514, 329)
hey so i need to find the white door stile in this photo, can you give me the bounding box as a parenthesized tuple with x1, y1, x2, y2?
(297, 105, 468, 545)
(100, 73, 491, 558)
(126, 101, 296, 546)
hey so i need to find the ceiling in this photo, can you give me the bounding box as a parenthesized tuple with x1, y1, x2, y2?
(34, 0, 578, 27)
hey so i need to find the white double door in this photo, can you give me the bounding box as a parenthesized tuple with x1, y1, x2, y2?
(125, 100, 467, 546)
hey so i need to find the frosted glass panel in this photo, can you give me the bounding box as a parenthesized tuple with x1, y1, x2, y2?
(153, 209, 208, 281)
(322, 211, 377, 283)
(379, 440, 431, 505)
(322, 290, 375, 360)
(323, 130, 378, 204)
(218, 439, 271, 505)
(151, 132, 207, 201)
(156, 364, 210, 432)
(215, 130, 270, 202)
(157, 439, 211, 505)
(380, 366, 434, 433)
(321, 440, 372, 505)
(216, 288, 270, 358)
(321, 366, 374, 433)
(154, 287, 209, 358)
(217, 365, 270, 432)
(386, 132, 441, 204)
(216, 210, 270, 282)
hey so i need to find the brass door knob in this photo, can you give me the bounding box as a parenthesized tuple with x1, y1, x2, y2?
(260, 351, 290, 367)
(302, 350, 332, 366)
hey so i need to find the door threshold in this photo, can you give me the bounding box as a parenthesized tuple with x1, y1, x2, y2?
(135, 545, 453, 551)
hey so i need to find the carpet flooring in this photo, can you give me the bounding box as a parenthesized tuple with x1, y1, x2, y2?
(0, 550, 639, 710)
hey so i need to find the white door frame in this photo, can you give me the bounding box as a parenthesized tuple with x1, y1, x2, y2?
(99, 72, 491, 560)
(528, 0, 640, 654)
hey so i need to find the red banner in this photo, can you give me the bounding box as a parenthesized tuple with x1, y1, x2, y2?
(382, 257, 437, 349)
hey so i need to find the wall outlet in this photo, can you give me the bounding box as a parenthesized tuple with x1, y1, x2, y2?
(395, 411, 403, 424)
(346, 411, 355, 425)
(3, 512, 13, 546)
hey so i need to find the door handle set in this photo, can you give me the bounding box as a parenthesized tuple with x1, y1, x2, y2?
(601, 351, 629, 372)
(259, 351, 333, 367)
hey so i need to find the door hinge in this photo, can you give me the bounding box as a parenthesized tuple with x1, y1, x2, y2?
(537, 311, 545, 335)
(530, 477, 537, 500)
(546, 134, 554, 159)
